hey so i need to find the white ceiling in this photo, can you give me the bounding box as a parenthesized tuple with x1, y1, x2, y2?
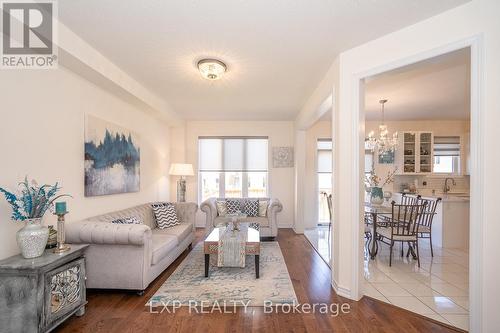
(364, 47, 470, 121)
(59, 0, 469, 121)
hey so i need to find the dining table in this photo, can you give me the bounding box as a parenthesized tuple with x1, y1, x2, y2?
(364, 202, 392, 260)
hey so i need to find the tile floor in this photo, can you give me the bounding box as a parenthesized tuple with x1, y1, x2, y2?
(304, 226, 469, 331)
(364, 238, 469, 331)
(304, 226, 331, 265)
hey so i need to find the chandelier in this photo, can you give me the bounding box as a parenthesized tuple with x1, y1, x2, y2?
(366, 99, 398, 155)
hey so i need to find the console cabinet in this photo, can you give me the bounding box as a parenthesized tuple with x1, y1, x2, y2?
(0, 244, 88, 332)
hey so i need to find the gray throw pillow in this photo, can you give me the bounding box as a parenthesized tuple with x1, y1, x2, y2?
(111, 216, 142, 224)
(243, 199, 259, 217)
(226, 199, 241, 214)
(258, 200, 269, 217)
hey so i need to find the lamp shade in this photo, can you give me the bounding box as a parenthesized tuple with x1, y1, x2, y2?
(169, 163, 194, 176)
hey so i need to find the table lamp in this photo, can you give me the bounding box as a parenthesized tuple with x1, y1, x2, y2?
(169, 163, 194, 202)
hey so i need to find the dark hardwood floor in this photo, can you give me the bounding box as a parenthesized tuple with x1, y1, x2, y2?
(57, 229, 462, 333)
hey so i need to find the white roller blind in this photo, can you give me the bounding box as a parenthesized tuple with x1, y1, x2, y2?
(199, 137, 268, 172)
(318, 150, 332, 173)
(199, 139, 222, 171)
(246, 139, 268, 171)
(224, 139, 244, 171)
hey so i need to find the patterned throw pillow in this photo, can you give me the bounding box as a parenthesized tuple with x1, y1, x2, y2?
(216, 200, 228, 216)
(258, 200, 269, 217)
(243, 199, 259, 217)
(111, 216, 142, 224)
(151, 203, 179, 229)
(226, 199, 241, 214)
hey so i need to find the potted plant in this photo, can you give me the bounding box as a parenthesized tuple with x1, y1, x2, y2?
(0, 177, 70, 258)
(364, 168, 397, 205)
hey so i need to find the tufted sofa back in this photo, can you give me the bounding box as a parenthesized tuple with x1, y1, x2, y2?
(84, 203, 156, 228)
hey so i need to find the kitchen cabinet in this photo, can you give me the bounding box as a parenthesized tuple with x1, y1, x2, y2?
(396, 131, 433, 174)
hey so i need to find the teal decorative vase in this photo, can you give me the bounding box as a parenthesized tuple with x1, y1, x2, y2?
(370, 187, 384, 205)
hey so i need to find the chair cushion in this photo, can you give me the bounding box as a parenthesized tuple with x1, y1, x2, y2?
(418, 225, 431, 233)
(152, 202, 179, 229)
(153, 223, 193, 243)
(377, 227, 417, 241)
(151, 234, 178, 265)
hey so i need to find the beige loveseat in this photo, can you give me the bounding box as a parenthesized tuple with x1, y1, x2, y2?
(65, 202, 197, 292)
(200, 198, 282, 237)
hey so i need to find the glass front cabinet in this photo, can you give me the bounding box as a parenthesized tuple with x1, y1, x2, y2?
(396, 131, 433, 174)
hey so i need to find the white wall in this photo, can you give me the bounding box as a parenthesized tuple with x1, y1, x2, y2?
(328, 1, 499, 331)
(183, 121, 295, 227)
(0, 67, 171, 260)
(304, 121, 331, 229)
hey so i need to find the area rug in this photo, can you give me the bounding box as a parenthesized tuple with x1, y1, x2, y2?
(147, 242, 297, 307)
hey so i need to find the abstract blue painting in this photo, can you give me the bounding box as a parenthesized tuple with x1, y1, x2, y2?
(84, 115, 140, 196)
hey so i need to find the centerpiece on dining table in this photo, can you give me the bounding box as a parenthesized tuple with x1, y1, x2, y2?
(364, 168, 397, 205)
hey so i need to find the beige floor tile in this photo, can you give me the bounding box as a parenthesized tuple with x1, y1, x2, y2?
(442, 314, 469, 331)
(422, 313, 450, 324)
(418, 296, 468, 314)
(386, 296, 436, 315)
(399, 283, 443, 296)
(448, 296, 469, 310)
(429, 283, 468, 297)
(371, 282, 412, 297)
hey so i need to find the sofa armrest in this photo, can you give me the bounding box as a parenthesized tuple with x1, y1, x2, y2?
(268, 198, 283, 214)
(174, 202, 198, 226)
(66, 221, 152, 246)
(200, 198, 217, 234)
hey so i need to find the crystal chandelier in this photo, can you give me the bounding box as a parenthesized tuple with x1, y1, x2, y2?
(366, 99, 398, 155)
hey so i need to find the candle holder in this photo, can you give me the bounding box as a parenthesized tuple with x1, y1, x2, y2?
(53, 211, 70, 253)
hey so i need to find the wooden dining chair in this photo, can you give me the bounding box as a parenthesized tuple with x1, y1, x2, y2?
(375, 201, 427, 267)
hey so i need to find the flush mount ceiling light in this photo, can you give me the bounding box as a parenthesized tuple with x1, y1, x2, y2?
(197, 59, 227, 80)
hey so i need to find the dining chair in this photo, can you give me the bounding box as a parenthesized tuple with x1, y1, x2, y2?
(414, 196, 442, 257)
(375, 200, 427, 267)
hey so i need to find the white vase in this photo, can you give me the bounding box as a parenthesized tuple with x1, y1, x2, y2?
(16, 218, 49, 259)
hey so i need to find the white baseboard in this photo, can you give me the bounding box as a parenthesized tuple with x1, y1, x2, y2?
(332, 278, 352, 299)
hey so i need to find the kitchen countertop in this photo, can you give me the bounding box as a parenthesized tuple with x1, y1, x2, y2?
(395, 192, 470, 202)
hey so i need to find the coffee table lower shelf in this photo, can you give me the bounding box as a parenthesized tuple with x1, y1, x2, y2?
(204, 253, 259, 278)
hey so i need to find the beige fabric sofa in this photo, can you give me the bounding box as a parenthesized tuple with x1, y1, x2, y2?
(200, 198, 282, 237)
(65, 202, 197, 292)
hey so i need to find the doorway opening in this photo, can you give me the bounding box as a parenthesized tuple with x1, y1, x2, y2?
(361, 47, 471, 331)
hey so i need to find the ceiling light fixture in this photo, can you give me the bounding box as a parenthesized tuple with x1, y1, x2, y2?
(366, 99, 398, 155)
(197, 59, 227, 80)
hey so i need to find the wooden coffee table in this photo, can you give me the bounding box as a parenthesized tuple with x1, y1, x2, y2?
(204, 224, 261, 278)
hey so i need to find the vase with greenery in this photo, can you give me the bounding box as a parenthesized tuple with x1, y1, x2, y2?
(0, 177, 70, 258)
(365, 168, 397, 205)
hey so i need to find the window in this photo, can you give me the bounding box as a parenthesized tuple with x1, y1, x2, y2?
(198, 137, 268, 201)
(433, 136, 460, 174)
(317, 139, 332, 225)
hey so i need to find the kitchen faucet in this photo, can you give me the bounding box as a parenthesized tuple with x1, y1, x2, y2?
(443, 177, 456, 194)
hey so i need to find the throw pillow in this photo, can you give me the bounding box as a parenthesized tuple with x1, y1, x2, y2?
(151, 202, 179, 229)
(216, 200, 228, 216)
(111, 216, 142, 224)
(226, 199, 241, 214)
(243, 199, 259, 217)
(258, 200, 269, 217)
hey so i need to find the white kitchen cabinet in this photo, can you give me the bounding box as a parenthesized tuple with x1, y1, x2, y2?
(396, 131, 433, 174)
